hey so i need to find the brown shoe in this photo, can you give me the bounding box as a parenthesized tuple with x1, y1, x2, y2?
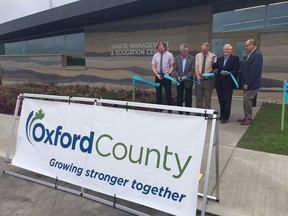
(237, 117, 246, 122)
(240, 119, 250, 125)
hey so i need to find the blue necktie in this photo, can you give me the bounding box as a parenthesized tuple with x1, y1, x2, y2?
(182, 57, 187, 74)
(223, 57, 228, 67)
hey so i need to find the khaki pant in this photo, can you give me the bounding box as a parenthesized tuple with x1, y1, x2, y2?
(243, 89, 258, 120)
(195, 78, 214, 109)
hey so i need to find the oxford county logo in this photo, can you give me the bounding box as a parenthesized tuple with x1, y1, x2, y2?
(26, 109, 45, 144)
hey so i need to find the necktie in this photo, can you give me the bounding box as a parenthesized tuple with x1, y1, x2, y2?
(160, 53, 163, 74)
(223, 57, 228, 67)
(201, 55, 206, 74)
(182, 57, 186, 74)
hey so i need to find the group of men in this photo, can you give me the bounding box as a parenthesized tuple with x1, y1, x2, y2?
(151, 40, 263, 125)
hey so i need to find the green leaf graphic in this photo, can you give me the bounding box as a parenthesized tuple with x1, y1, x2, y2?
(29, 109, 45, 136)
(34, 109, 45, 120)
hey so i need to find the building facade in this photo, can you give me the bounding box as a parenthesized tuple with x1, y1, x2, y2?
(0, 0, 287, 91)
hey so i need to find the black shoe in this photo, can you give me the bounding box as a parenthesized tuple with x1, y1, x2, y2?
(221, 119, 228, 124)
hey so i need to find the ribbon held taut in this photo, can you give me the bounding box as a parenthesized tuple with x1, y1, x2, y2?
(182, 76, 201, 85)
(132, 75, 160, 87)
(163, 74, 180, 86)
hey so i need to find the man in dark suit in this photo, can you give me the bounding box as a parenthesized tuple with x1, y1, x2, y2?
(213, 44, 240, 123)
(238, 39, 263, 125)
(174, 44, 195, 114)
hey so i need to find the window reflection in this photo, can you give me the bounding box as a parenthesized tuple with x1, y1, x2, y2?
(27, 37, 54, 54)
(213, 1, 288, 32)
(3, 32, 84, 55)
(5, 41, 27, 55)
(267, 2, 288, 29)
(54, 35, 65, 54)
(65, 33, 85, 53)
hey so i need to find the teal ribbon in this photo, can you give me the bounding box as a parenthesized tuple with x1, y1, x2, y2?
(164, 74, 180, 86)
(182, 76, 201, 85)
(201, 73, 215, 77)
(132, 75, 160, 87)
(221, 70, 239, 89)
(283, 81, 288, 104)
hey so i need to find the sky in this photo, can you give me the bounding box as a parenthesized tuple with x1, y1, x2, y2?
(0, 0, 79, 24)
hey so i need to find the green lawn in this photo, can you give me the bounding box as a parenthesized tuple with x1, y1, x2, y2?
(237, 103, 288, 155)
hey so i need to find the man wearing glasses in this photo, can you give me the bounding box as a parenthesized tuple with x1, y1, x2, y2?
(238, 39, 263, 125)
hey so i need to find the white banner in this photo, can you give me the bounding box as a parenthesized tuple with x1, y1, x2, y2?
(13, 98, 207, 216)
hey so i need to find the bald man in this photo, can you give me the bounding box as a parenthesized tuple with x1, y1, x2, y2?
(238, 39, 263, 125)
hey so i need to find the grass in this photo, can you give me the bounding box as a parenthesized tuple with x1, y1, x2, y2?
(237, 103, 288, 155)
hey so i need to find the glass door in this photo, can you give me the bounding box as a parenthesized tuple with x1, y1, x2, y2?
(235, 41, 249, 61)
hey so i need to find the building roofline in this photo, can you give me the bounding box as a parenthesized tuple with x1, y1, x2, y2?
(0, 0, 216, 42)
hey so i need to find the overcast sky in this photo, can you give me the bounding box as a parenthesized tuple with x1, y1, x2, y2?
(0, 0, 79, 24)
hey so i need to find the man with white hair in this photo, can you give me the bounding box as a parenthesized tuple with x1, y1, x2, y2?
(212, 44, 240, 124)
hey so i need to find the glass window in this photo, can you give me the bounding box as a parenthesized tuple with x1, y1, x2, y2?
(267, 2, 288, 29)
(27, 37, 54, 54)
(66, 55, 86, 66)
(64, 33, 84, 53)
(213, 1, 288, 32)
(0, 43, 5, 55)
(236, 41, 249, 62)
(213, 6, 266, 32)
(54, 35, 65, 54)
(5, 41, 27, 55)
(211, 38, 230, 57)
(3, 32, 84, 55)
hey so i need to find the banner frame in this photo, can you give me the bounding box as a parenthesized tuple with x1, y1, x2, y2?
(3, 93, 220, 216)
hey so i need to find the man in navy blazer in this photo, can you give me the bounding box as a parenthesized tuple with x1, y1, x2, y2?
(238, 39, 263, 125)
(212, 44, 240, 123)
(174, 44, 195, 114)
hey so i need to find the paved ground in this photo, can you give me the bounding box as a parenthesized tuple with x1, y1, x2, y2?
(1, 96, 288, 216)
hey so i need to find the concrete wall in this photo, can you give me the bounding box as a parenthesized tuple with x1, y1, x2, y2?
(0, 55, 63, 84)
(260, 31, 288, 88)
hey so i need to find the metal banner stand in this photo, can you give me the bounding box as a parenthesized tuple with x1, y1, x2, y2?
(3, 93, 219, 216)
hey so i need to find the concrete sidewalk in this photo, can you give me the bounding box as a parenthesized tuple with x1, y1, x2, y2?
(1, 97, 288, 216)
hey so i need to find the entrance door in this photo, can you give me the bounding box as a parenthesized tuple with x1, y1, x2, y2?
(235, 40, 249, 61)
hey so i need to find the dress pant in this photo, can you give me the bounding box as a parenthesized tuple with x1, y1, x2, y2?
(216, 85, 233, 120)
(155, 75, 172, 105)
(243, 89, 258, 120)
(195, 77, 214, 109)
(176, 82, 192, 114)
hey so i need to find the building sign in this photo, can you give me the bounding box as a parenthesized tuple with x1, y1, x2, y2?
(110, 41, 170, 56)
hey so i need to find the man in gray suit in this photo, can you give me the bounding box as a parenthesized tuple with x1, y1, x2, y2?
(174, 44, 195, 114)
